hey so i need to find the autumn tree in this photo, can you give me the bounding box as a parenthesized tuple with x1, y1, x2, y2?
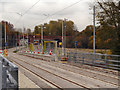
(96, 0, 120, 54)
(33, 19, 77, 48)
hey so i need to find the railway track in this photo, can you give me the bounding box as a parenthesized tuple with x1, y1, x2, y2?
(18, 52, 119, 87)
(9, 55, 91, 89)
(8, 57, 62, 89)
(19, 51, 118, 75)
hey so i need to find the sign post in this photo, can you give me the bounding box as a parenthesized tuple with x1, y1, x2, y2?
(75, 41, 77, 48)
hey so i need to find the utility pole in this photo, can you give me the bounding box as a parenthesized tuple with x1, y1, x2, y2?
(23, 27, 25, 46)
(118, 1, 120, 55)
(118, 1, 120, 30)
(62, 18, 67, 57)
(19, 31, 20, 50)
(93, 6, 96, 54)
(64, 18, 67, 57)
(5, 22, 6, 55)
(27, 31, 29, 50)
(62, 21, 64, 56)
(41, 24, 44, 54)
(16, 33, 17, 51)
(0, 22, 2, 51)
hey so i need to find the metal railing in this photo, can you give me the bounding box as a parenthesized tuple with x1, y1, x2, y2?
(58, 48, 120, 71)
(0, 55, 18, 89)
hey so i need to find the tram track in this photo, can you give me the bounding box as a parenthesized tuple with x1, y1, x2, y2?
(8, 56, 62, 89)
(9, 55, 91, 89)
(18, 52, 119, 87)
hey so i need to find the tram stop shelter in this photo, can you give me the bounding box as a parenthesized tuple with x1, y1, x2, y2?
(43, 40, 57, 55)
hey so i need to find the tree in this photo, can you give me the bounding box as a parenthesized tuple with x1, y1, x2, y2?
(75, 25, 93, 48)
(96, 0, 120, 54)
(0, 21, 17, 48)
(34, 26, 39, 34)
(26, 28, 31, 35)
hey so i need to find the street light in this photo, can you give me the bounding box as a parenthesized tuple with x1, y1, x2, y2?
(39, 24, 46, 54)
(5, 22, 7, 56)
(15, 12, 25, 48)
(93, 5, 96, 54)
(62, 18, 67, 57)
(33, 35, 35, 52)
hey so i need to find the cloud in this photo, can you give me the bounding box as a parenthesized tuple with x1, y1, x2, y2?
(0, 0, 93, 32)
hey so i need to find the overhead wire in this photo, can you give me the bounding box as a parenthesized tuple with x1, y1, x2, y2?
(31, 0, 83, 27)
(22, 0, 41, 16)
(15, 0, 41, 26)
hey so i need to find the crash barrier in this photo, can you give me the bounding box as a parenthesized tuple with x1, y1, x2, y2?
(57, 48, 120, 71)
(0, 55, 18, 89)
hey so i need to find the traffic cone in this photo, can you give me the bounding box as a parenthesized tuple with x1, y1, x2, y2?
(49, 49, 52, 55)
(42, 49, 44, 54)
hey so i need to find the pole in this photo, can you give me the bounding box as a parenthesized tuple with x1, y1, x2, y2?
(5, 22, 6, 55)
(41, 24, 43, 53)
(62, 21, 64, 56)
(93, 6, 96, 54)
(27, 32, 29, 50)
(16, 33, 17, 51)
(118, 1, 120, 30)
(23, 27, 25, 47)
(19, 31, 20, 50)
(0, 22, 2, 50)
(39, 27, 41, 52)
(64, 18, 66, 57)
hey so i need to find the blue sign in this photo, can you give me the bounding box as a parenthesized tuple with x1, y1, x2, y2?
(75, 41, 77, 47)
(5, 43, 7, 46)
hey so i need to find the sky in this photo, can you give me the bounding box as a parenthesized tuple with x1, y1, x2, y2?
(0, 0, 95, 32)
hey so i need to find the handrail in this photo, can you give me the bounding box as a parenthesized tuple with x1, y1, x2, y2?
(0, 55, 18, 89)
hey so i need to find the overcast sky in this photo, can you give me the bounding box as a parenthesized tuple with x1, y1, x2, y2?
(0, 0, 95, 32)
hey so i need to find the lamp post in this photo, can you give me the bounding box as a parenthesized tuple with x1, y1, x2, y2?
(39, 24, 46, 54)
(62, 18, 67, 57)
(15, 12, 25, 48)
(93, 5, 96, 54)
(41, 24, 43, 53)
(61, 18, 68, 61)
(5, 22, 7, 55)
(33, 35, 35, 52)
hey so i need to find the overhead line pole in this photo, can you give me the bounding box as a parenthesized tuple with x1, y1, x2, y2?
(41, 24, 44, 54)
(5, 22, 6, 55)
(64, 18, 67, 57)
(93, 6, 96, 54)
(62, 18, 67, 57)
(62, 21, 64, 56)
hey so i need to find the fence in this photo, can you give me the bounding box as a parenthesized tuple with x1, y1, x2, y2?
(57, 48, 120, 71)
(0, 54, 18, 89)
